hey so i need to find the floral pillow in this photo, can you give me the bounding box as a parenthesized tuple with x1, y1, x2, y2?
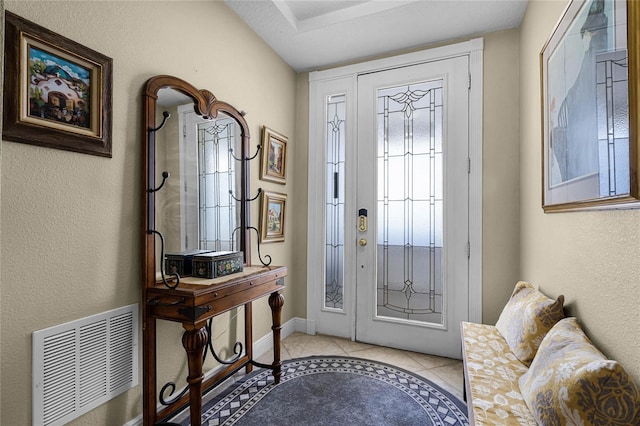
(495, 281, 564, 365)
(519, 317, 640, 425)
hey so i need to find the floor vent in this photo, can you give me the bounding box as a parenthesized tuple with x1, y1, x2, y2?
(32, 304, 139, 426)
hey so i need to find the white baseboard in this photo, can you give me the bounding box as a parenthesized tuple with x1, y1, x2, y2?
(252, 316, 308, 359)
(124, 317, 310, 426)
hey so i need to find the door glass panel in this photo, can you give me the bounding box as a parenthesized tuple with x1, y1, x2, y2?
(376, 80, 443, 325)
(325, 94, 346, 310)
(198, 120, 237, 252)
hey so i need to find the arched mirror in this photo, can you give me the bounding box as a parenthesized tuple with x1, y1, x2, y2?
(143, 75, 251, 290)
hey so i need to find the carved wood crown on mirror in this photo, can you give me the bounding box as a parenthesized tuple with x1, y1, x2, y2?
(141, 75, 287, 426)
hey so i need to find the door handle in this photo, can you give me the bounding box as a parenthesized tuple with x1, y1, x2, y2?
(359, 238, 368, 246)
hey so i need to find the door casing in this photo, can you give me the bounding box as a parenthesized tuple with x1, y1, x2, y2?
(306, 38, 484, 341)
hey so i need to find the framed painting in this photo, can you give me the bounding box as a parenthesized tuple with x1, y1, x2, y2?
(260, 191, 287, 243)
(541, 0, 640, 211)
(2, 12, 113, 157)
(260, 127, 287, 184)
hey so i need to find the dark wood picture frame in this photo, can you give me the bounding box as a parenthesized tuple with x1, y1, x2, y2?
(2, 12, 113, 157)
(260, 126, 287, 184)
(260, 190, 287, 243)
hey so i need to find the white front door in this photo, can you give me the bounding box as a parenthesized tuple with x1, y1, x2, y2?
(355, 57, 469, 358)
(307, 41, 482, 360)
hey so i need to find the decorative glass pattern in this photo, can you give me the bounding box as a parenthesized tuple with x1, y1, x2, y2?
(198, 120, 237, 251)
(376, 81, 443, 325)
(596, 50, 629, 196)
(325, 94, 346, 310)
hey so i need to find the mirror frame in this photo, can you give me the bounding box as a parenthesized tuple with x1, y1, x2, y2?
(142, 75, 252, 291)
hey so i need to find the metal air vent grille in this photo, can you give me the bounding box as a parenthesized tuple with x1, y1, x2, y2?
(33, 304, 138, 426)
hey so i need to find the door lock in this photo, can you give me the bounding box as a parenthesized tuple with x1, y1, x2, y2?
(358, 208, 368, 232)
(359, 238, 368, 246)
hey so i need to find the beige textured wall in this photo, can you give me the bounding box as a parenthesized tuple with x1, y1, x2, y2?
(290, 73, 310, 317)
(0, 1, 296, 425)
(519, 0, 640, 384)
(481, 29, 522, 324)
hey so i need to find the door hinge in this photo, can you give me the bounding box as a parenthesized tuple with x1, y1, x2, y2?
(183, 125, 187, 138)
(466, 242, 471, 259)
(468, 73, 471, 90)
(467, 157, 471, 174)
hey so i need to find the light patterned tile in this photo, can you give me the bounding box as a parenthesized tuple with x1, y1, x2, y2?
(406, 351, 460, 370)
(282, 333, 348, 358)
(254, 343, 292, 364)
(347, 346, 425, 372)
(331, 337, 375, 354)
(430, 361, 464, 392)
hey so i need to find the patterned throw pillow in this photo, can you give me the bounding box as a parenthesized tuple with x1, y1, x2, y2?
(519, 317, 640, 425)
(495, 281, 564, 365)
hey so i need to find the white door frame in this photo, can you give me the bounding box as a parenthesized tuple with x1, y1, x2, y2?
(306, 38, 484, 338)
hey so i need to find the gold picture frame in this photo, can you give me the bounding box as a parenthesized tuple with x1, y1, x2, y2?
(260, 191, 287, 243)
(260, 127, 287, 184)
(2, 12, 113, 157)
(541, 0, 640, 211)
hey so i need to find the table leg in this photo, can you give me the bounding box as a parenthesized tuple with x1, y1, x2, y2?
(143, 317, 157, 426)
(245, 302, 253, 374)
(268, 291, 284, 384)
(182, 323, 208, 426)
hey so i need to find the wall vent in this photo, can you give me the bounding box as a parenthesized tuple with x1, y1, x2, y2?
(32, 304, 139, 426)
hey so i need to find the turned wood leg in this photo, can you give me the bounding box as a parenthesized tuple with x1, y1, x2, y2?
(182, 323, 208, 426)
(268, 291, 285, 384)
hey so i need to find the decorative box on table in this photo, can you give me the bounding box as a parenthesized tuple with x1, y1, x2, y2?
(192, 251, 244, 279)
(165, 249, 213, 277)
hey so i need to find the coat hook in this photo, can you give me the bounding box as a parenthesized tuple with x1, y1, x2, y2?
(149, 171, 170, 193)
(149, 111, 171, 133)
(230, 144, 261, 161)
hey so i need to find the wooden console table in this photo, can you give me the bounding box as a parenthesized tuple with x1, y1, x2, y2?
(142, 265, 287, 426)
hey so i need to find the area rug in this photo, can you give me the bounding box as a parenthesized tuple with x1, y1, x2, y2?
(173, 356, 469, 425)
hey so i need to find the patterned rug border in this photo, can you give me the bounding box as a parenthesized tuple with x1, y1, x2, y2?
(175, 356, 469, 426)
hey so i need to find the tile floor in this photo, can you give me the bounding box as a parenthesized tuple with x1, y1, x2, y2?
(255, 332, 464, 401)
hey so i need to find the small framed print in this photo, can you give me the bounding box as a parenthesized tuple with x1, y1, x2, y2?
(260, 191, 287, 243)
(2, 12, 113, 157)
(260, 127, 287, 184)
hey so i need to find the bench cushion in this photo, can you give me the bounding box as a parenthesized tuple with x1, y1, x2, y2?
(495, 281, 564, 366)
(461, 321, 537, 425)
(519, 317, 640, 425)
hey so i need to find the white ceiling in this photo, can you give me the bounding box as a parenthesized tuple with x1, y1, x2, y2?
(224, 0, 528, 72)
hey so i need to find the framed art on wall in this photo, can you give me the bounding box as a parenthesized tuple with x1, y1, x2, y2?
(260, 191, 287, 243)
(260, 127, 287, 184)
(2, 12, 113, 157)
(541, 0, 640, 211)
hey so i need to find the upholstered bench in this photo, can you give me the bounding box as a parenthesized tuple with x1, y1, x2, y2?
(461, 281, 640, 425)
